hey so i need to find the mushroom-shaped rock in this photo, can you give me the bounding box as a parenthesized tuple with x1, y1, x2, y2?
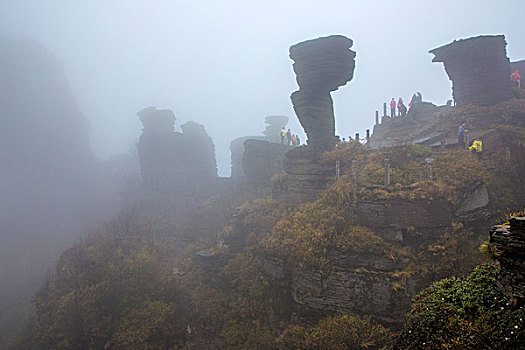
(429, 35, 512, 106)
(290, 35, 356, 151)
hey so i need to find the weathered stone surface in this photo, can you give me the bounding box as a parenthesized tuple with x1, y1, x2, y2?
(352, 198, 452, 244)
(137, 106, 218, 215)
(290, 35, 355, 93)
(230, 115, 290, 179)
(290, 91, 335, 150)
(273, 148, 335, 203)
(457, 185, 489, 215)
(490, 217, 525, 301)
(290, 35, 356, 151)
(242, 139, 289, 185)
(429, 35, 512, 106)
(289, 267, 409, 326)
(258, 249, 413, 328)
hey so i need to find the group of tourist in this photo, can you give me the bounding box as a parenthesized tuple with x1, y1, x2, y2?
(335, 135, 354, 144)
(389, 97, 411, 118)
(458, 121, 483, 155)
(280, 127, 301, 147)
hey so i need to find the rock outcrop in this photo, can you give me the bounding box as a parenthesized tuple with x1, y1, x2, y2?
(353, 198, 452, 244)
(429, 35, 512, 106)
(242, 139, 289, 186)
(137, 106, 218, 215)
(230, 115, 289, 179)
(290, 35, 356, 151)
(490, 216, 525, 302)
(258, 253, 413, 328)
(273, 148, 336, 203)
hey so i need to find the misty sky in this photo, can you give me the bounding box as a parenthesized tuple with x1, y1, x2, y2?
(1, 0, 524, 176)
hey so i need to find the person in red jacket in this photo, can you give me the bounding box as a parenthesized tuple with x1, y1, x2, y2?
(390, 98, 396, 117)
(511, 70, 521, 88)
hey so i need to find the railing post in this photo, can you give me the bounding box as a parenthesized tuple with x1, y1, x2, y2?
(426, 157, 434, 181)
(383, 103, 387, 117)
(384, 158, 390, 187)
(335, 161, 340, 180)
(375, 111, 379, 125)
(440, 132, 446, 150)
(352, 159, 357, 182)
(366, 129, 370, 148)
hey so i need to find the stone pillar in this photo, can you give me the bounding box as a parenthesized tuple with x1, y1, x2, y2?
(289, 35, 356, 151)
(366, 129, 370, 147)
(429, 35, 512, 106)
(375, 111, 379, 125)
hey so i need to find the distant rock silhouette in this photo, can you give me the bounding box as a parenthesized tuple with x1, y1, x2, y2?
(230, 115, 289, 179)
(0, 36, 119, 343)
(290, 35, 356, 151)
(429, 35, 512, 106)
(137, 106, 218, 215)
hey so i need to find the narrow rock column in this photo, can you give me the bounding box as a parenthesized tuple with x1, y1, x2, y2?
(289, 35, 356, 151)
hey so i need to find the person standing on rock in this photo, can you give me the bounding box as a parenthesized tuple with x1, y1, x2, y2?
(511, 70, 521, 88)
(280, 127, 286, 144)
(296, 135, 301, 146)
(291, 134, 297, 147)
(286, 129, 292, 146)
(390, 98, 396, 117)
(398, 98, 407, 117)
(458, 122, 467, 148)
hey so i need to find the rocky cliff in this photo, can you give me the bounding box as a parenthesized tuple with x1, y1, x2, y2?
(490, 216, 525, 302)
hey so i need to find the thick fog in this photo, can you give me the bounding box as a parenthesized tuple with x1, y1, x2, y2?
(1, 0, 524, 176)
(0, 1, 524, 344)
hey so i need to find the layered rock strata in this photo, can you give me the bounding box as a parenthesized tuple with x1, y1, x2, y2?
(490, 217, 525, 302)
(290, 35, 356, 150)
(429, 35, 512, 106)
(272, 148, 336, 203)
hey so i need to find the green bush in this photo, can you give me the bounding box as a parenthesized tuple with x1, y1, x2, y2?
(393, 264, 525, 349)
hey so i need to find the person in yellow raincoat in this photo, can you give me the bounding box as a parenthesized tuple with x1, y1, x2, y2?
(469, 138, 482, 155)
